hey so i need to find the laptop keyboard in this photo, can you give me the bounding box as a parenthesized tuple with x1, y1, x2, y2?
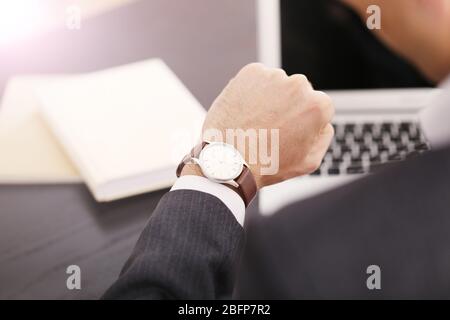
(312, 121, 430, 176)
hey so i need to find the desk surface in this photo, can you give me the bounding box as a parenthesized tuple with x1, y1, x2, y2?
(0, 0, 257, 299)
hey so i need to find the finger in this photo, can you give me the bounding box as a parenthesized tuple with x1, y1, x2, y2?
(289, 74, 313, 90)
(305, 123, 335, 169)
(313, 91, 335, 125)
(297, 92, 334, 144)
(271, 68, 288, 78)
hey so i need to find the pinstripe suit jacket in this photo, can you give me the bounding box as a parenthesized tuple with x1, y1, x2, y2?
(104, 146, 450, 299)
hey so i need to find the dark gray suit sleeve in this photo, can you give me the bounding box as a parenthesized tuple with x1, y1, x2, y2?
(102, 189, 243, 300)
(236, 147, 450, 299)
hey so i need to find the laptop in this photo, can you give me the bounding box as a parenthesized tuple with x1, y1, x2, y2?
(258, 0, 442, 215)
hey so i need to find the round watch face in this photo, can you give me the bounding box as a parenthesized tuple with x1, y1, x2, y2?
(199, 142, 244, 182)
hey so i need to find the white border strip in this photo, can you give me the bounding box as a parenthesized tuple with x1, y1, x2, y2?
(257, 0, 282, 68)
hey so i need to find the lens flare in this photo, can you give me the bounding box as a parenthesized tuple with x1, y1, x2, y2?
(0, 0, 46, 46)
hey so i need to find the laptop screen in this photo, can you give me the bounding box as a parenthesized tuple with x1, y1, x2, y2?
(280, 0, 433, 90)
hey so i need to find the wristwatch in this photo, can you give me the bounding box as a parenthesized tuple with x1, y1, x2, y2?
(176, 141, 257, 207)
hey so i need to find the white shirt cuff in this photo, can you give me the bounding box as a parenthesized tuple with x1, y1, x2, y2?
(170, 175, 246, 227)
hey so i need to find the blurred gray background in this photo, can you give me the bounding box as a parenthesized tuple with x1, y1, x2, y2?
(0, 0, 257, 299)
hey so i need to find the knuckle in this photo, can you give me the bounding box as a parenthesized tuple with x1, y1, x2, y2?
(307, 95, 323, 112)
(310, 91, 331, 107)
(317, 91, 333, 107)
(271, 68, 287, 78)
(305, 158, 322, 173)
(241, 62, 265, 74)
(290, 74, 309, 87)
(327, 123, 336, 137)
(308, 92, 334, 120)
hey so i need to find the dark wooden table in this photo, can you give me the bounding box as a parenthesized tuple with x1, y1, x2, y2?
(0, 0, 257, 299)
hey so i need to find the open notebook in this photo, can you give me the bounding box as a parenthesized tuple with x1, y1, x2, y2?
(37, 59, 205, 201)
(0, 76, 81, 183)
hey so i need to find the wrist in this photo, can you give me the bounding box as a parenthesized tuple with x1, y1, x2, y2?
(180, 164, 205, 178)
(183, 140, 265, 190)
(178, 141, 259, 206)
(245, 164, 264, 191)
(180, 163, 247, 203)
(181, 160, 263, 192)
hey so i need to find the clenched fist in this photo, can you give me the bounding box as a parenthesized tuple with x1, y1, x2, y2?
(184, 63, 334, 190)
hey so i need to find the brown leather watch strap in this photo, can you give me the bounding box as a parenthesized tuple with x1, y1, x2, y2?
(233, 166, 257, 207)
(176, 141, 208, 177)
(176, 141, 257, 207)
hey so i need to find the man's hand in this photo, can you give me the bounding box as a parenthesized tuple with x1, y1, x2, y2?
(197, 63, 334, 190)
